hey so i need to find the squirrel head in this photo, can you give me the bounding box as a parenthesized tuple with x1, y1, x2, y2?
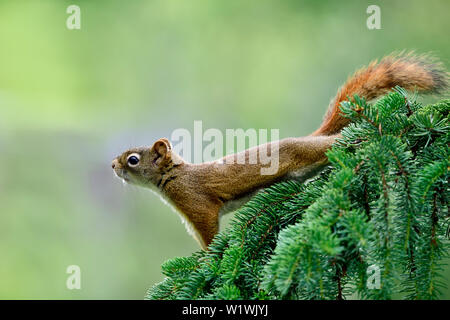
(111, 138, 184, 188)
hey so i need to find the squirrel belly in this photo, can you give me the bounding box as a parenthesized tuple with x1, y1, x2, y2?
(218, 159, 330, 216)
(112, 51, 449, 250)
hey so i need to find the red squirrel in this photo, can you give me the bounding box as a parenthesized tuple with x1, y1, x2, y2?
(112, 52, 448, 249)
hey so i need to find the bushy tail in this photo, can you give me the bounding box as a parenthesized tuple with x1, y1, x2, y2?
(313, 52, 449, 136)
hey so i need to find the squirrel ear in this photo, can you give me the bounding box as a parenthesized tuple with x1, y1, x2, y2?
(152, 138, 172, 159)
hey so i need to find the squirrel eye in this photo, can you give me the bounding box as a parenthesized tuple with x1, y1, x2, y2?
(127, 154, 140, 167)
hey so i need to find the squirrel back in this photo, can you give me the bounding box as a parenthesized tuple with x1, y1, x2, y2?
(313, 52, 449, 136)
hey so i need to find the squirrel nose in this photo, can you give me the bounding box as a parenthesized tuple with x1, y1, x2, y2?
(111, 159, 117, 169)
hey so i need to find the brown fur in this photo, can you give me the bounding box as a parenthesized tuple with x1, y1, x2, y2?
(112, 52, 448, 249)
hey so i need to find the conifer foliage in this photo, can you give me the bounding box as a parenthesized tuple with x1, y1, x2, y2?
(146, 89, 449, 300)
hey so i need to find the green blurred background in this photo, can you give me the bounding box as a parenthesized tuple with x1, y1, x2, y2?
(0, 0, 449, 299)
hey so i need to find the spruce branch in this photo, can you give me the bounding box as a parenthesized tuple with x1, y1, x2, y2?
(146, 92, 449, 300)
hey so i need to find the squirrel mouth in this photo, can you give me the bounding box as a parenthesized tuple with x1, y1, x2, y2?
(114, 169, 130, 183)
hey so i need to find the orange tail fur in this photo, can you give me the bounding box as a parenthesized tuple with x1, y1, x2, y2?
(313, 52, 449, 136)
